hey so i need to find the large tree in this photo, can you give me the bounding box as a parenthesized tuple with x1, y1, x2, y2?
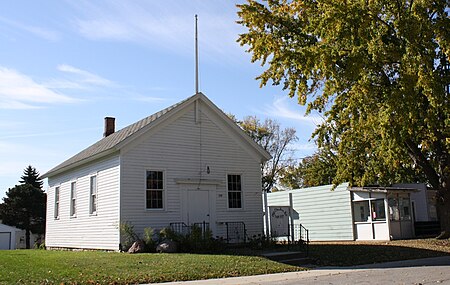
(234, 115, 297, 192)
(0, 166, 46, 248)
(280, 145, 425, 189)
(280, 147, 337, 188)
(237, 1, 449, 234)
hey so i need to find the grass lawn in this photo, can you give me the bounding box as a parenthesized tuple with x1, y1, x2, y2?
(0, 239, 448, 284)
(0, 250, 300, 285)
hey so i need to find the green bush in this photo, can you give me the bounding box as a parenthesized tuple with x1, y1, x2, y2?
(158, 225, 224, 253)
(120, 222, 157, 252)
(247, 234, 277, 250)
(33, 240, 46, 250)
(120, 222, 225, 253)
(120, 222, 139, 251)
(143, 227, 156, 252)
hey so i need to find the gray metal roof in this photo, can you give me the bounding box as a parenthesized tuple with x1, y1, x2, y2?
(42, 94, 194, 178)
(42, 92, 272, 178)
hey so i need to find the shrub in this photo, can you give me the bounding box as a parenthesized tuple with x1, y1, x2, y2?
(143, 227, 156, 252)
(34, 240, 46, 250)
(120, 222, 139, 251)
(158, 225, 224, 253)
(120, 222, 157, 252)
(247, 234, 277, 250)
(120, 222, 225, 254)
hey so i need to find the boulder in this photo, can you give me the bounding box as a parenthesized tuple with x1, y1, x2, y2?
(156, 240, 178, 253)
(127, 240, 145, 254)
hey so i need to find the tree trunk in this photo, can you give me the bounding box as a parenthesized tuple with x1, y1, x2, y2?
(436, 188, 450, 239)
(25, 228, 31, 249)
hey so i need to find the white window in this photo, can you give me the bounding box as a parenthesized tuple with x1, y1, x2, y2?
(353, 200, 370, 222)
(54, 186, 60, 219)
(370, 199, 386, 221)
(227, 174, 242, 209)
(388, 195, 411, 221)
(70, 181, 77, 217)
(146, 171, 164, 209)
(90, 175, 97, 215)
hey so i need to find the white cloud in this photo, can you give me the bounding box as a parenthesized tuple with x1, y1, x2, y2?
(291, 142, 317, 152)
(51, 64, 165, 102)
(0, 121, 24, 129)
(0, 100, 39, 110)
(133, 96, 166, 103)
(57, 64, 116, 87)
(0, 16, 60, 42)
(0, 64, 165, 110)
(259, 97, 324, 126)
(0, 127, 100, 140)
(70, 1, 245, 61)
(42, 79, 86, 90)
(0, 67, 77, 109)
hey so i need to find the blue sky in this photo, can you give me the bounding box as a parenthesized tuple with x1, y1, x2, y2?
(0, 0, 321, 199)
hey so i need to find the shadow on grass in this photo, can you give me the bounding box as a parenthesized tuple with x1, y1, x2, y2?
(307, 243, 450, 267)
(325, 255, 450, 269)
(222, 239, 450, 269)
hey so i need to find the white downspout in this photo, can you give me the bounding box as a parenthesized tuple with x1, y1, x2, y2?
(263, 189, 270, 237)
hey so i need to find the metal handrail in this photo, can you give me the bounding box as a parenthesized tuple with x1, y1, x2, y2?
(293, 223, 310, 256)
(192, 221, 210, 239)
(225, 222, 246, 243)
(169, 222, 190, 235)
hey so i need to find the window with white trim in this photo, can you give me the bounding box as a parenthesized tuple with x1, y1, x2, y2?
(70, 181, 77, 217)
(90, 175, 97, 215)
(54, 186, 60, 219)
(227, 174, 242, 208)
(371, 199, 386, 221)
(146, 171, 163, 209)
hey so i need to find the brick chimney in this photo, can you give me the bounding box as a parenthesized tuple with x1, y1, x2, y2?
(104, 117, 115, 137)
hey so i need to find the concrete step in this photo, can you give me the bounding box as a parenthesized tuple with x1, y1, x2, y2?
(278, 257, 314, 266)
(262, 251, 309, 264)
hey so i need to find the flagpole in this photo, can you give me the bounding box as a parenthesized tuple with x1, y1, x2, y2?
(195, 14, 199, 94)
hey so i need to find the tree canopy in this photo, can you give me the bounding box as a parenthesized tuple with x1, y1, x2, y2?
(279, 147, 337, 188)
(20, 165, 43, 189)
(233, 115, 297, 191)
(0, 166, 46, 248)
(237, 0, 449, 233)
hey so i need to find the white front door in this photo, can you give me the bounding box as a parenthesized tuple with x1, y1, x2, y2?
(187, 190, 210, 224)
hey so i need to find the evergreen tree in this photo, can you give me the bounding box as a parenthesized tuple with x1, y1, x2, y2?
(0, 166, 46, 248)
(20, 165, 43, 189)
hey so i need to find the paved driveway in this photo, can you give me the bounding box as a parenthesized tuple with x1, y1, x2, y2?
(147, 256, 450, 285)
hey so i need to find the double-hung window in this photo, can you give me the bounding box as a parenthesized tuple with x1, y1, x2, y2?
(146, 171, 163, 209)
(70, 181, 77, 217)
(370, 199, 386, 221)
(90, 175, 97, 215)
(227, 174, 242, 209)
(54, 186, 60, 219)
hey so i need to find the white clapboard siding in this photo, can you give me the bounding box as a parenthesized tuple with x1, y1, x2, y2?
(46, 154, 120, 250)
(268, 184, 354, 241)
(120, 101, 263, 239)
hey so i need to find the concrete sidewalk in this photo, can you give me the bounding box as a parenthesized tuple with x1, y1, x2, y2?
(147, 256, 450, 285)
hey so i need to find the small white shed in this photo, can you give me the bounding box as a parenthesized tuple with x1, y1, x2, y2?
(0, 223, 18, 250)
(350, 187, 416, 240)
